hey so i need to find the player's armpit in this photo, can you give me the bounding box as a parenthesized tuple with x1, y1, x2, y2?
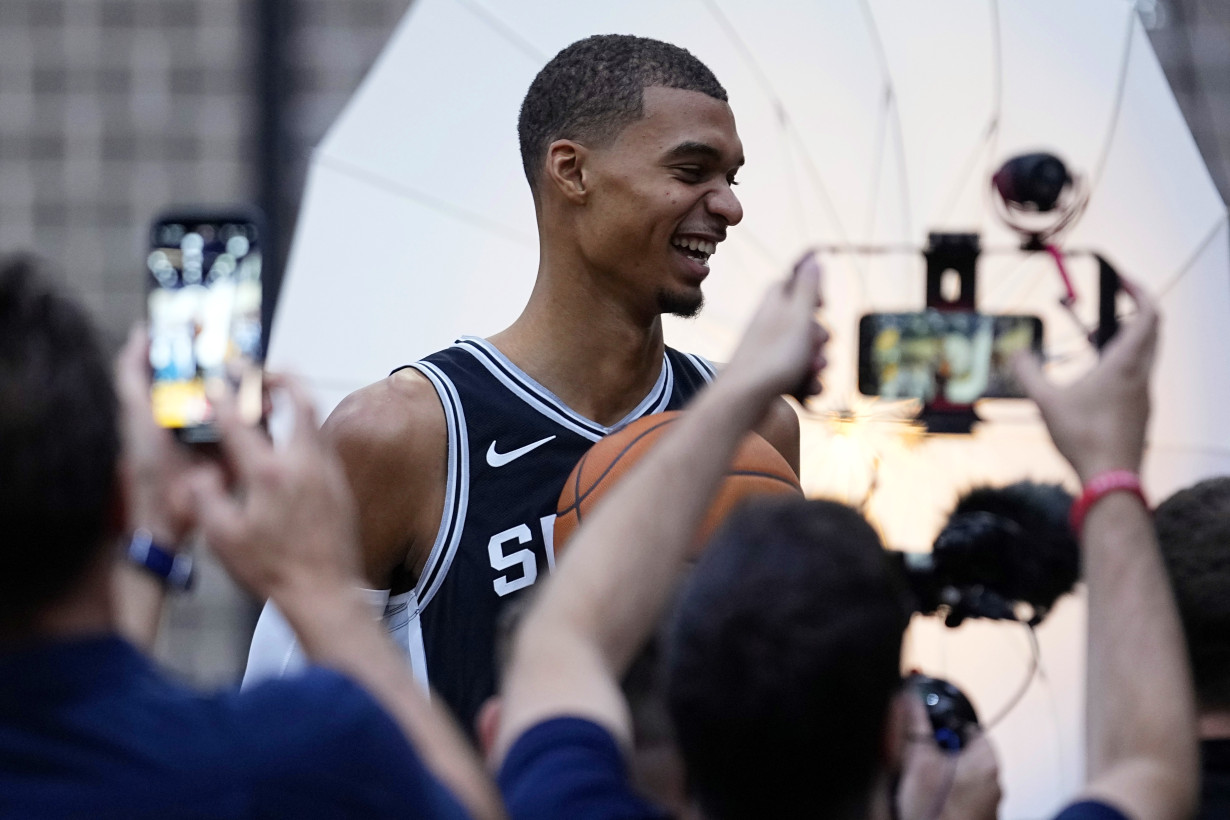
(321, 370, 449, 590)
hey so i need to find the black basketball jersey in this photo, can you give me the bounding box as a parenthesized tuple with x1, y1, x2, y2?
(388, 336, 715, 731)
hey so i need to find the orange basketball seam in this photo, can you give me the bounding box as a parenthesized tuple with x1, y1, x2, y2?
(559, 448, 590, 519)
(725, 470, 801, 489)
(570, 415, 679, 524)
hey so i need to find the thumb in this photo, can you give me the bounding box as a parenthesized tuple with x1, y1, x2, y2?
(114, 325, 150, 409)
(789, 250, 822, 308)
(904, 689, 933, 744)
(190, 468, 243, 551)
(1010, 350, 1051, 405)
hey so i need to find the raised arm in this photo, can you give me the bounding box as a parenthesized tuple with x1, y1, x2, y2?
(1014, 280, 1198, 820)
(111, 327, 209, 650)
(193, 378, 502, 820)
(494, 256, 826, 762)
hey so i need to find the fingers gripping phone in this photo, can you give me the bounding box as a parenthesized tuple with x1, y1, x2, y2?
(146, 208, 265, 443)
(858, 311, 1043, 403)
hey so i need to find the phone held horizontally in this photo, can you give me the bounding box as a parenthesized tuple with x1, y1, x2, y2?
(146, 208, 264, 443)
(858, 311, 1043, 404)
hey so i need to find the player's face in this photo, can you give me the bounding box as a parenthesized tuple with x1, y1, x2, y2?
(581, 86, 744, 318)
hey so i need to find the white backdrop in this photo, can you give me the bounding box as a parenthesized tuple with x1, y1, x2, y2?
(268, 2, 1230, 815)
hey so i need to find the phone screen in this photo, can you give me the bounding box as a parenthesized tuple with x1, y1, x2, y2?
(147, 212, 263, 441)
(858, 311, 1042, 403)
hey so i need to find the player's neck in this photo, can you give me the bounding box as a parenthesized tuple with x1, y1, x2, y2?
(491, 288, 668, 427)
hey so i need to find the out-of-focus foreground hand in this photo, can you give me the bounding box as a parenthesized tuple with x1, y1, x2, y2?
(114, 325, 214, 544)
(896, 694, 1002, 820)
(1012, 276, 1158, 483)
(191, 375, 361, 600)
(723, 249, 828, 404)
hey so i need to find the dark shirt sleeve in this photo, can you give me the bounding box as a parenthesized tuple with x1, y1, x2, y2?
(233, 668, 474, 819)
(498, 716, 671, 820)
(1052, 800, 1130, 820)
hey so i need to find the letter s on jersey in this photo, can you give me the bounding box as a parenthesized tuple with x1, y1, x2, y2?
(487, 516, 555, 597)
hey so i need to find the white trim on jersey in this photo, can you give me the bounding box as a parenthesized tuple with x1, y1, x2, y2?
(682, 352, 717, 382)
(243, 588, 403, 689)
(387, 589, 431, 692)
(454, 336, 675, 440)
(404, 361, 470, 616)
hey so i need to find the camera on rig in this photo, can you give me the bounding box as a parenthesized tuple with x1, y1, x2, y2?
(891, 481, 1080, 751)
(991, 152, 1088, 247)
(889, 481, 1080, 629)
(909, 673, 981, 752)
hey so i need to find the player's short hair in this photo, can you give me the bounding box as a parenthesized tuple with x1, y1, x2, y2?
(517, 34, 727, 195)
(0, 255, 119, 630)
(1155, 476, 1230, 711)
(667, 497, 911, 819)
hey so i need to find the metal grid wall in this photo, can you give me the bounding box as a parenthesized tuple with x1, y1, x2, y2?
(0, 0, 252, 341)
(0, 0, 410, 686)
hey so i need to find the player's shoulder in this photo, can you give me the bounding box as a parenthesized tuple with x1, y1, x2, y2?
(322, 369, 445, 459)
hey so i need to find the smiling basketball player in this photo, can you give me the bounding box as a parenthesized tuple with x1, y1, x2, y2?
(244, 34, 799, 734)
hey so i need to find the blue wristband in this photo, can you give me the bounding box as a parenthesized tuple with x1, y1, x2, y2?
(127, 528, 195, 591)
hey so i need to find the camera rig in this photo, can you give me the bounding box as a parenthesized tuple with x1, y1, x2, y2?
(919, 230, 1123, 433)
(815, 151, 1124, 434)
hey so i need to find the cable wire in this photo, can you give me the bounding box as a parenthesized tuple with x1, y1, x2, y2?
(981, 622, 1041, 733)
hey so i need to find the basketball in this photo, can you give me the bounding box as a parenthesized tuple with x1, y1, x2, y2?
(554, 410, 802, 560)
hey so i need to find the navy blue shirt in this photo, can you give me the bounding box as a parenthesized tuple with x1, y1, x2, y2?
(498, 716, 1129, 820)
(0, 635, 472, 819)
(499, 717, 670, 820)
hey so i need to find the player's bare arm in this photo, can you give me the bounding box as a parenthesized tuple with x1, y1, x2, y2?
(322, 369, 449, 590)
(698, 373, 799, 474)
(755, 395, 801, 476)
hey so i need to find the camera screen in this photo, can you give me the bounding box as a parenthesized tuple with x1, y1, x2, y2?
(858, 311, 1042, 403)
(147, 216, 262, 440)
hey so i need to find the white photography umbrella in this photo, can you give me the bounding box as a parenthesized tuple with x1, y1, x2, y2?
(269, 2, 1229, 816)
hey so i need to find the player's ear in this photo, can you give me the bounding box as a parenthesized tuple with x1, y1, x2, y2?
(475, 695, 503, 761)
(544, 139, 589, 204)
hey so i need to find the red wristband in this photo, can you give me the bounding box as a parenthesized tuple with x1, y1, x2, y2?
(1069, 470, 1148, 536)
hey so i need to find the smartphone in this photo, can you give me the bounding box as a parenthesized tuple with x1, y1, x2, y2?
(858, 311, 1042, 403)
(146, 208, 264, 442)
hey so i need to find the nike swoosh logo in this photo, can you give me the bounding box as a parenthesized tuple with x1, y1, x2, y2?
(486, 435, 556, 468)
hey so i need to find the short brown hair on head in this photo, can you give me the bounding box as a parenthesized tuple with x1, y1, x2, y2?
(517, 34, 727, 195)
(667, 497, 911, 819)
(0, 255, 119, 630)
(1154, 476, 1230, 711)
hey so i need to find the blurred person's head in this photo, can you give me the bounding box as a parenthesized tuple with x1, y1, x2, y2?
(483, 591, 689, 813)
(0, 256, 120, 636)
(667, 497, 912, 819)
(1154, 476, 1230, 717)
